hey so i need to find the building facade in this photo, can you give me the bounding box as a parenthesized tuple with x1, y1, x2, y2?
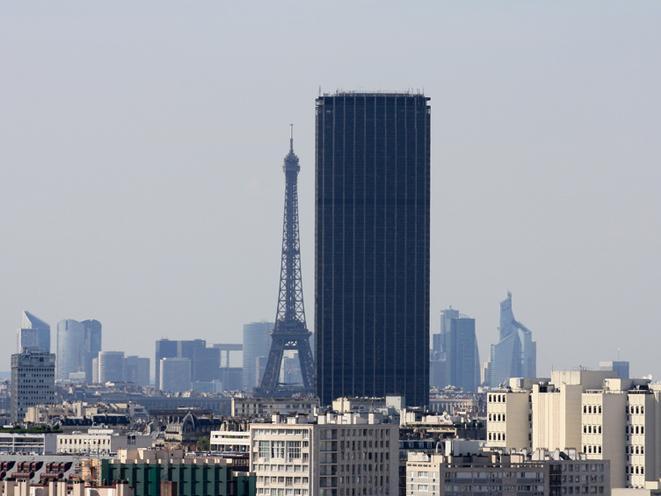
(0, 432, 58, 454)
(101, 456, 256, 496)
(56, 319, 102, 382)
(97, 352, 125, 383)
(10, 351, 55, 423)
(154, 339, 219, 390)
(432, 308, 480, 392)
(159, 357, 192, 393)
(16, 311, 50, 354)
(57, 428, 152, 455)
(242, 323, 272, 391)
(315, 92, 431, 407)
(124, 356, 150, 387)
(230, 396, 320, 418)
(406, 445, 610, 496)
(486, 370, 661, 489)
(250, 412, 399, 496)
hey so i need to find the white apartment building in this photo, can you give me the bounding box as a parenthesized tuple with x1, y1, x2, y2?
(0, 432, 57, 455)
(57, 428, 152, 455)
(250, 412, 399, 496)
(406, 443, 611, 496)
(210, 430, 250, 453)
(486, 369, 661, 489)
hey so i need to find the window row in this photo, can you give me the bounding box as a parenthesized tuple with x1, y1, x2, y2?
(487, 432, 506, 441)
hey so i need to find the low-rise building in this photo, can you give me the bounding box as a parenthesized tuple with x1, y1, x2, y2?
(231, 396, 320, 418)
(0, 431, 58, 455)
(250, 411, 399, 496)
(100, 454, 255, 496)
(0, 480, 133, 496)
(0, 454, 80, 483)
(406, 442, 610, 496)
(57, 429, 152, 455)
(210, 430, 250, 454)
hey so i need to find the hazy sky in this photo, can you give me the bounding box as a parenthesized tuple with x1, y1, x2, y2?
(1, 2, 659, 377)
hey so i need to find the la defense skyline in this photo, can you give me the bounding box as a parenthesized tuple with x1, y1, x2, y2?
(315, 92, 431, 407)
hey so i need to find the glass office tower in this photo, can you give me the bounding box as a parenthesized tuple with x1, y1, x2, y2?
(315, 92, 431, 406)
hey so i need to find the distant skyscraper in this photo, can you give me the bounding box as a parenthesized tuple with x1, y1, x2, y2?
(154, 339, 178, 389)
(11, 350, 55, 423)
(160, 357, 192, 393)
(124, 356, 150, 386)
(436, 308, 480, 392)
(81, 319, 102, 380)
(154, 339, 220, 389)
(17, 311, 50, 353)
(242, 322, 273, 391)
(599, 360, 630, 380)
(487, 292, 536, 386)
(56, 319, 102, 382)
(315, 92, 431, 406)
(97, 351, 125, 383)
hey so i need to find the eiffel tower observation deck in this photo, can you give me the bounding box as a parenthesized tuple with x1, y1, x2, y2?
(257, 127, 315, 397)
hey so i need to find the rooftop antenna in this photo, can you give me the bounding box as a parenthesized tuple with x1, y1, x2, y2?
(289, 123, 294, 152)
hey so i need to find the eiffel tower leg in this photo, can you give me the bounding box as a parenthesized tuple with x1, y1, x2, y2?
(296, 339, 316, 392)
(260, 337, 285, 393)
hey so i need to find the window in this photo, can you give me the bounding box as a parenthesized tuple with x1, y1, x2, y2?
(272, 440, 286, 459)
(287, 441, 302, 461)
(259, 441, 270, 459)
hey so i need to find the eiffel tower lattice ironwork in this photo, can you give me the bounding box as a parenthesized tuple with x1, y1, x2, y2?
(257, 127, 315, 397)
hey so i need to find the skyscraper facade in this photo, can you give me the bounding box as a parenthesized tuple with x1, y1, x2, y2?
(242, 322, 273, 391)
(97, 351, 125, 383)
(17, 311, 50, 353)
(315, 92, 431, 406)
(487, 292, 536, 387)
(11, 350, 55, 423)
(124, 356, 150, 387)
(435, 308, 480, 392)
(154, 339, 220, 389)
(160, 357, 192, 393)
(56, 318, 102, 382)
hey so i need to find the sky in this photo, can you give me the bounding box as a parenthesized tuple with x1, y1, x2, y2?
(0, 1, 659, 377)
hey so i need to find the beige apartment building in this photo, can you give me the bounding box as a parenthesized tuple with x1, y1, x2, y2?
(486, 369, 661, 489)
(582, 378, 661, 489)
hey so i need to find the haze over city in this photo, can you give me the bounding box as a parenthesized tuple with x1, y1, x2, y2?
(1, 0, 659, 377)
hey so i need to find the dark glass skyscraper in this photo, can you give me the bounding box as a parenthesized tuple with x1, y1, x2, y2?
(315, 92, 431, 406)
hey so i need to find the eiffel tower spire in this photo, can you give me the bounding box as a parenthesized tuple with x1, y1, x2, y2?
(257, 128, 315, 397)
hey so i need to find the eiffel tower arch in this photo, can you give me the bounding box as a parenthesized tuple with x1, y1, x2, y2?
(257, 127, 315, 397)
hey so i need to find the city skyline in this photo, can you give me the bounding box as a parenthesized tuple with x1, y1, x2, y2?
(1, 2, 660, 378)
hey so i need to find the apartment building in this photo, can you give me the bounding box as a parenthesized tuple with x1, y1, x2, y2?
(486, 369, 661, 489)
(210, 430, 250, 454)
(249, 412, 399, 496)
(582, 378, 661, 489)
(0, 432, 57, 455)
(486, 378, 535, 449)
(406, 443, 610, 496)
(57, 429, 152, 455)
(231, 396, 320, 418)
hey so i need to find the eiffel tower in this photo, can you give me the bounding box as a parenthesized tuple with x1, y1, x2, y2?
(257, 126, 315, 397)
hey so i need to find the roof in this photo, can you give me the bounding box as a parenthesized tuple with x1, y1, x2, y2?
(21, 311, 50, 330)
